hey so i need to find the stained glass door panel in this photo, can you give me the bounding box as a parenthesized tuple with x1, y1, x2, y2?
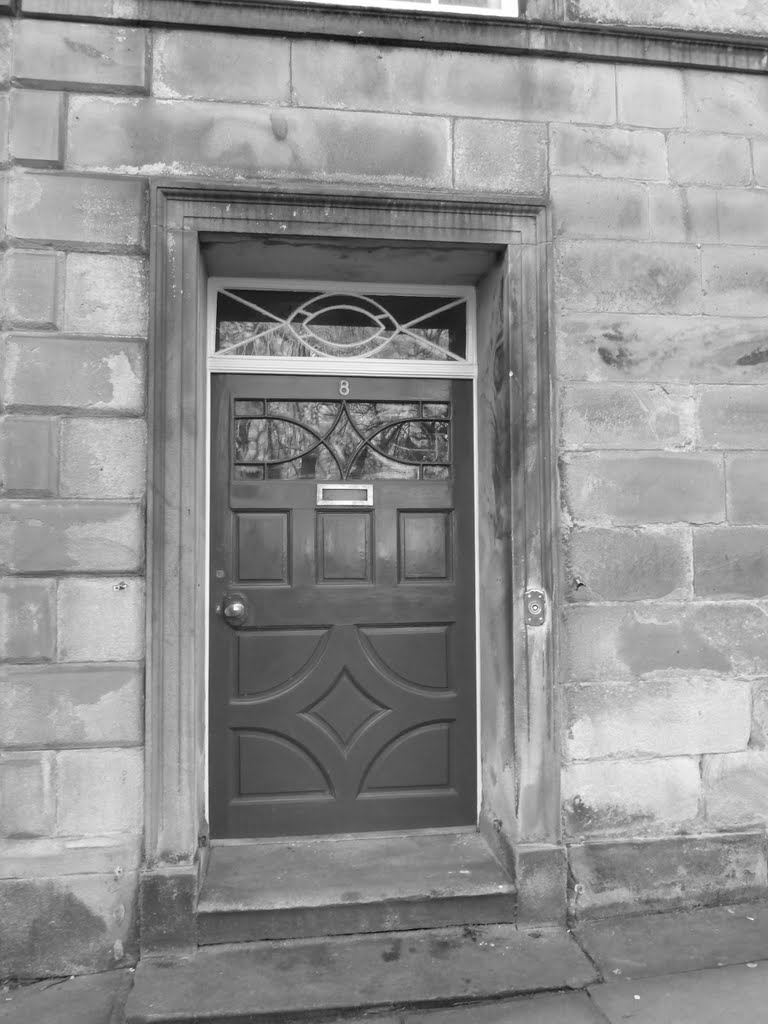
(209, 375, 476, 838)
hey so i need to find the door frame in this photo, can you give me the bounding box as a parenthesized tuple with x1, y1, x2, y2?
(141, 184, 560, 952)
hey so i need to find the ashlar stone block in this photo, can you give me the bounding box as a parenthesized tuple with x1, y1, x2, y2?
(715, 191, 768, 247)
(552, 177, 649, 240)
(560, 382, 694, 450)
(616, 65, 685, 129)
(703, 247, 768, 317)
(564, 526, 691, 602)
(648, 186, 718, 244)
(698, 385, 768, 449)
(64, 253, 148, 337)
(60, 418, 146, 499)
(694, 527, 768, 598)
(453, 120, 546, 195)
(9, 90, 64, 166)
(727, 453, 768, 524)
(57, 577, 144, 662)
(0, 416, 58, 496)
(0, 751, 55, 839)
(685, 71, 768, 136)
(551, 124, 666, 181)
(0, 579, 55, 662)
(667, 133, 751, 187)
(55, 747, 143, 836)
(703, 751, 768, 828)
(2, 249, 61, 328)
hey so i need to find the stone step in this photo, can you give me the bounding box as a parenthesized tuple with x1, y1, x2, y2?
(125, 924, 598, 1023)
(197, 831, 516, 944)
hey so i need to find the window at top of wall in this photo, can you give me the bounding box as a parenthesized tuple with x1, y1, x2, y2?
(215, 285, 471, 363)
(282, 0, 518, 15)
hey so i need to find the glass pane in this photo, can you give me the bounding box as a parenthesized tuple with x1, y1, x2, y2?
(422, 465, 450, 480)
(233, 464, 265, 481)
(235, 418, 320, 464)
(422, 402, 450, 420)
(234, 399, 265, 416)
(370, 420, 450, 464)
(266, 448, 341, 480)
(347, 448, 420, 480)
(217, 289, 467, 361)
(347, 402, 420, 434)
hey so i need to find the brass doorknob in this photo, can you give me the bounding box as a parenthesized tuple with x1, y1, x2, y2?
(222, 597, 247, 626)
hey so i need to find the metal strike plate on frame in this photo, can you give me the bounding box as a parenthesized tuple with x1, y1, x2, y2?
(317, 484, 373, 507)
(525, 590, 546, 627)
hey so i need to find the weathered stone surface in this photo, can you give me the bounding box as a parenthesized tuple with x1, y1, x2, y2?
(560, 383, 694, 449)
(0, 971, 133, 1023)
(616, 65, 684, 129)
(667, 132, 751, 187)
(8, 174, 147, 251)
(14, 19, 148, 92)
(755, 140, 768, 187)
(291, 42, 616, 124)
(0, 20, 10, 86)
(727, 453, 768, 524)
(703, 751, 768, 828)
(64, 253, 148, 336)
(698, 385, 768, 449)
(685, 70, 768, 136)
(405, 992, 598, 1024)
(569, 0, 768, 33)
(0, 871, 138, 977)
(551, 177, 648, 240)
(562, 757, 701, 838)
(0, 751, 55, 838)
(568, 832, 767, 920)
(57, 577, 144, 662)
(0, 579, 55, 662)
(565, 678, 750, 761)
(4, 336, 145, 414)
(0, 663, 142, 748)
(561, 452, 724, 525)
(0, 416, 58, 496)
(2, 249, 61, 328)
(556, 242, 702, 314)
(152, 28, 290, 103)
(714, 190, 768, 246)
(0, 835, 142, 880)
(0, 501, 143, 573)
(550, 125, 666, 181)
(0, 92, 9, 167)
(453, 120, 546, 195)
(557, 314, 768, 384)
(694, 527, 768, 598)
(55, 747, 143, 836)
(563, 602, 768, 682)
(60, 418, 146, 498)
(751, 679, 768, 748)
(9, 89, 64, 166)
(67, 97, 452, 188)
(564, 526, 691, 602)
(648, 186, 718, 244)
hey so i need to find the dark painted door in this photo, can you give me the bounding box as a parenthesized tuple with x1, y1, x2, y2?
(209, 374, 476, 838)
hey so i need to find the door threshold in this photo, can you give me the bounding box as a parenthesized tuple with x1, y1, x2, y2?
(211, 824, 479, 847)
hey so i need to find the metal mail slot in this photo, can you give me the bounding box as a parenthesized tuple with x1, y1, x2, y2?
(316, 484, 373, 506)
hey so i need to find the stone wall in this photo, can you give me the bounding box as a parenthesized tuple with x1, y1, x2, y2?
(1, 9, 767, 973)
(524, 0, 768, 35)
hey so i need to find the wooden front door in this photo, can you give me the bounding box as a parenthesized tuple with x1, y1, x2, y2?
(209, 374, 476, 838)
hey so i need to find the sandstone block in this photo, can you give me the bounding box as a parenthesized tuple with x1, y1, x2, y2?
(703, 247, 768, 317)
(67, 97, 452, 188)
(616, 65, 684, 129)
(0, 500, 143, 574)
(562, 757, 700, 838)
(556, 314, 768, 384)
(64, 253, 148, 336)
(0, 871, 138, 976)
(560, 382, 694, 450)
(152, 29, 290, 103)
(8, 174, 146, 251)
(715, 190, 768, 246)
(0, 416, 58, 496)
(703, 751, 768, 828)
(751, 680, 768, 749)
(9, 90, 64, 166)
(564, 526, 690, 602)
(667, 132, 751, 187)
(568, 833, 767, 920)
(563, 602, 768, 682)
(551, 177, 648, 240)
(0, 92, 8, 167)
(571, 0, 768, 33)
(754, 141, 768, 187)
(453, 120, 546, 195)
(0, 663, 142, 748)
(556, 242, 701, 314)
(550, 125, 666, 181)
(57, 577, 144, 662)
(2, 249, 61, 328)
(561, 452, 724, 525)
(0, 751, 55, 838)
(727, 454, 768, 524)
(291, 42, 616, 124)
(4, 336, 145, 414)
(14, 19, 147, 92)
(698, 385, 768, 448)
(648, 186, 718, 244)
(55, 747, 143, 836)
(0, 835, 142, 879)
(0, 579, 55, 662)
(0, 20, 9, 86)
(685, 71, 768, 136)
(565, 678, 750, 761)
(694, 527, 768, 598)
(60, 418, 146, 499)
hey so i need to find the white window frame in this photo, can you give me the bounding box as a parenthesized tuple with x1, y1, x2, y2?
(283, 0, 518, 16)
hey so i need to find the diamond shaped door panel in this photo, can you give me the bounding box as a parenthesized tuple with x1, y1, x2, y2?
(210, 375, 475, 837)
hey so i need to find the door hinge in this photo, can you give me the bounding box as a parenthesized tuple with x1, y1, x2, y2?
(198, 833, 208, 848)
(525, 590, 546, 627)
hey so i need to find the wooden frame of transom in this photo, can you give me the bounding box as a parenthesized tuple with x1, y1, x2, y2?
(142, 184, 559, 952)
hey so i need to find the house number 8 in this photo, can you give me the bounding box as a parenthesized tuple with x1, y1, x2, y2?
(339, 380, 350, 396)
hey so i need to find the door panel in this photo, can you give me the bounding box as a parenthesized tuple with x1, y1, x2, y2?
(209, 375, 476, 838)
